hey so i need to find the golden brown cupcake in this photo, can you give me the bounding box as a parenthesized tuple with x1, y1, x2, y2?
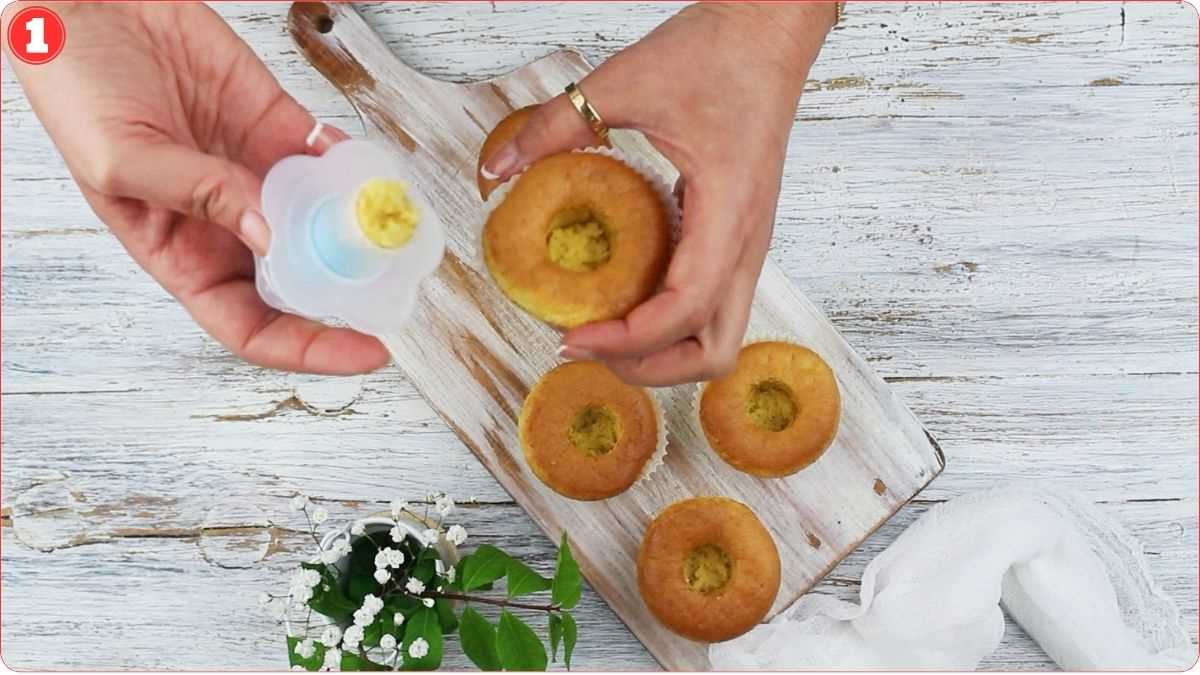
(699, 341, 841, 477)
(637, 497, 781, 643)
(518, 361, 662, 501)
(482, 151, 672, 329)
(476, 105, 609, 199)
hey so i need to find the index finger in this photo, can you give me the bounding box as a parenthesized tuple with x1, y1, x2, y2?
(183, 278, 390, 375)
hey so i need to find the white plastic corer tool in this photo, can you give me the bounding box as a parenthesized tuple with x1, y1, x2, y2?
(255, 140, 446, 337)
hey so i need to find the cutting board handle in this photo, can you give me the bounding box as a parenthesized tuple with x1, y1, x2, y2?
(289, 2, 454, 102)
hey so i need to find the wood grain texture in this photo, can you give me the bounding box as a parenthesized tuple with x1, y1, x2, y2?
(281, 2, 943, 668)
(1, 2, 1196, 670)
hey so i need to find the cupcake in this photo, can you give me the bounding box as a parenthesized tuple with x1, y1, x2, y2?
(637, 497, 781, 643)
(482, 151, 672, 329)
(518, 361, 664, 501)
(699, 341, 841, 477)
(476, 105, 610, 200)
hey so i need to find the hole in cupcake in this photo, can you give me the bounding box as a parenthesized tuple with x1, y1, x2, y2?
(683, 544, 732, 594)
(747, 379, 798, 432)
(546, 206, 612, 272)
(566, 405, 620, 457)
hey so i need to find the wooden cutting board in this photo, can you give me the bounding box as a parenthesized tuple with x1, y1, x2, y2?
(289, 3, 944, 669)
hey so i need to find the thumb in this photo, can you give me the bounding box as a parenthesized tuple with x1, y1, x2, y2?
(103, 143, 270, 255)
(481, 79, 615, 181)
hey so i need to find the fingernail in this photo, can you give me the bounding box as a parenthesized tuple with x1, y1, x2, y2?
(557, 344, 596, 361)
(305, 122, 326, 148)
(306, 122, 351, 153)
(482, 143, 520, 180)
(241, 209, 271, 256)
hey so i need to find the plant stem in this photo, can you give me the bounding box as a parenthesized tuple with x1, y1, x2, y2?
(432, 592, 558, 613)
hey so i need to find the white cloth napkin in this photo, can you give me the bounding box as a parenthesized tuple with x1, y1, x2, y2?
(709, 486, 1194, 670)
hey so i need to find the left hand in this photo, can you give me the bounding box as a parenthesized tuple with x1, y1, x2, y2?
(3, 2, 390, 374)
(482, 3, 834, 386)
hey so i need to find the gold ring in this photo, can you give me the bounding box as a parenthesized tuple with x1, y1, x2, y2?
(565, 82, 609, 142)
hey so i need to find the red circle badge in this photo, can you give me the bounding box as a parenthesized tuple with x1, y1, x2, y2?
(7, 6, 66, 65)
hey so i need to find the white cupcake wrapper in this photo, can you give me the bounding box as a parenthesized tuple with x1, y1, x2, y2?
(636, 386, 671, 487)
(475, 146, 683, 304)
(691, 329, 811, 459)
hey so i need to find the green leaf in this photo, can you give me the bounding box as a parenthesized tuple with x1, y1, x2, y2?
(340, 651, 390, 671)
(300, 563, 358, 621)
(434, 598, 458, 634)
(496, 610, 548, 671)
(548, 614, 562, 662)
(411, 558, 436, 585)
(286, 636, 326, 672)
(460, 545, 510, 591)
(363, 614, 384, 648)
(551, 534, 582, 610)
(401, 607, 443, 671)
(459, 607, 501, 671)
(506, 559, 552, 598)
(560, 611, 578, 670)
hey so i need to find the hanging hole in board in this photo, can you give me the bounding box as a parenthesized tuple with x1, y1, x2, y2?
(316, 15, 334, 34)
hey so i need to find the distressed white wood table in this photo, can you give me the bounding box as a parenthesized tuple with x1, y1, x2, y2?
(2, 2, 1196, 670)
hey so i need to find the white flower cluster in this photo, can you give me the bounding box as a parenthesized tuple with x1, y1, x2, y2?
(353, 593, 384, 629)
(277, 491, 479, 669)
(290, 568, 322, 605)
(373, 547, 405, 584)
(320, 539, 352, 565)
(408, 637, 430, 659)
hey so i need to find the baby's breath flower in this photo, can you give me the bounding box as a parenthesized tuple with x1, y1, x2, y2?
(350, 521, 366, 536)
(434, 495, 455, 517)
(295, 638, 317, 659)
(319, 625, 342, 648)
(293, 586, 314, 605)
(422, 597, 435, 608)
(258, 591, 271, 605)
(322, 647, 341, 671)
(374, 569, 390, 584)
(446, 524, 467, 546)
(389, 525, 404, 543)
(405, 578, 425, 595)
(311, 507, 329, 525)
(341, 625, 364, 650)
(379, 634, 397, 651)
(363, 594, 383, 612)
(334, 540, 352, 556)
(353, 608, 374, 627)
(394, 612, 405, 626)
(421, 528, 440, 547)
(386, 549, 405, 568)
(293, 569, 320, 588)
(446, 567, 456, 583)
(320, 549, 340, 565)
(374, 550, 390, 569)
(408, 638, 429, 659)
(289, 494, 310, 512)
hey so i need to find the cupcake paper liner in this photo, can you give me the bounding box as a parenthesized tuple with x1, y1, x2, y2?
(475, 145, 683, 302)
(636, 385, 671, 488)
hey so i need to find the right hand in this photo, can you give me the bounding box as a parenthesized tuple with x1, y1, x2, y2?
(3, 2, 390, 374)
(481, 3, 833, 386)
